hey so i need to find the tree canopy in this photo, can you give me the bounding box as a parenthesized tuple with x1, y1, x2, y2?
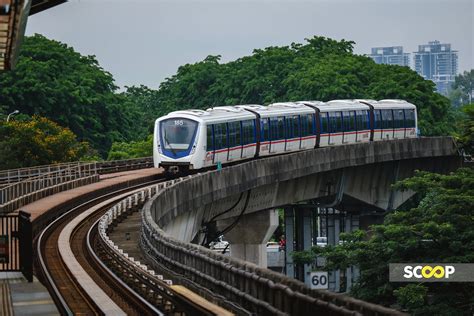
(450, 70, 474, 107)
(107, 135, 153, 160)
(147, 36, 454, 136)
(0, 116, 93, 169)
(293, 168, 474, 315)
(0, 34, 135, 156)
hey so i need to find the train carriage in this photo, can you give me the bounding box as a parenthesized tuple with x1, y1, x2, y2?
(153, 99, 418, 173)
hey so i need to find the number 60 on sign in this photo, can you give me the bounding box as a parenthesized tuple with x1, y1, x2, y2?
(310, 271, 328, 289)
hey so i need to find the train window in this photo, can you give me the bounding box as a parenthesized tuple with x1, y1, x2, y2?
(269, 117, 277, 140)
(300, 115, 307, 137)
(381, 110, 393, 129)
(293, 116, 300, 138)
(285, 116, 294, 139)
(301, 115, 313, 137)
(393, 110, 404, 129)
(343, 111, 356, 132)
(374, 110, 382, 129)
(228, 121, 241, 147)
(160, 118, 198, 153)
(356, 111, 364, 131)
(261, 118, 269, 141)
(214, 123, 227, 150)
(242, 120, 255, 145)
(320, 113, 329, 134)
(329, 112, 343, 133)
(309, 114, 315, 135)
(405, 109, 415, 128)
(206, 125, 214, 151)
(273, 116, 285, 140)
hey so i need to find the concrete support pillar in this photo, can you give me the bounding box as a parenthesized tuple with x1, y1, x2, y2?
(285, 207, 295, 278)
(294, 207, 313, 286)
(327, 208, 340, 292)
(217, 209, 279, 267)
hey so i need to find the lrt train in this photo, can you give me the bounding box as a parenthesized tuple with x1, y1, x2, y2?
(153, 99, 417, 173)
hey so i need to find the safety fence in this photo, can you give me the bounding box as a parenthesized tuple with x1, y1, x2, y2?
(0, 161, 96, 187)
(0, 163, 99, 214)
(96, 157, 153, 174)
(0, 157, 154, 214)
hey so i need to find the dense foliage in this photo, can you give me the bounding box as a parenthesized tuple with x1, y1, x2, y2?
(107, 135, 153, 160)
(149, 36, 454, 136)
(0, 116, 93, 169)
(456, 103, 474, 154)
(449, 70, 474, 107)
(0, 34, 460, 162)
(0, 34, 136, 156)
(293, 168, 474, 315)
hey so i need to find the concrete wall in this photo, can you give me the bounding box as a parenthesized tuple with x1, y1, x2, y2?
(149, 137, 461, 243)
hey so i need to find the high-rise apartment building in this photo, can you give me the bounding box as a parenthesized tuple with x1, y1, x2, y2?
(369, 46, 410, 67)
(413, 40, 458, 95)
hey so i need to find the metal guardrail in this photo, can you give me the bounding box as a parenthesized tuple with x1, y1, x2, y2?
(0, 161, 97, 187)
(96, 157, 153, 174)
(0, 163, 97, 205)
(0, 157, 155, 213)
(140, 174, 407, 316)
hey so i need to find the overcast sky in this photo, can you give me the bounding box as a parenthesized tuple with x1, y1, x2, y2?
(26, 0, 473, 89)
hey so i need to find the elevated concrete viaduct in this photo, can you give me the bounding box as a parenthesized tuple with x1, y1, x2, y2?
(148, 137, 461, 268)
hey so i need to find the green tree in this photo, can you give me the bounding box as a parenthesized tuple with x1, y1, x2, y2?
(456, 103, 474, 154)
(450, 70, 474, 106)
(120, 85, 160, 140)
(107, 135, 153, 160)
(0, 116, 94, 169)
(150, 36, 454, 136)
(0, 34, 136, 156)
(293, 168, 474, 315)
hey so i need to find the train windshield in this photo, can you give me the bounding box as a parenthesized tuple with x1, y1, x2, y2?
(160, 118, 198, 155)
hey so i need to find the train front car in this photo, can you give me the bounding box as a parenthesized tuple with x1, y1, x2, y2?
(153, 110, 205, 173)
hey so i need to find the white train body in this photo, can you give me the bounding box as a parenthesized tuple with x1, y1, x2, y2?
(153, 99, 417, 172)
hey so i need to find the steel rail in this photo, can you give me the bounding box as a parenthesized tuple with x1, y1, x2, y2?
(36, 179, 163, 315)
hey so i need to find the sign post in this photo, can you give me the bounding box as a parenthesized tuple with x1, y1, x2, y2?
(310, 271, 329, 290)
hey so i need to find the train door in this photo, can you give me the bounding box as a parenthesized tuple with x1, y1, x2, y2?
(381, 109, 394, 139)
(259, 118, 271, 156)
(213, 122, 228, 164)
(342, 111, 357, 144)
(269, 116, 285, 154)
(393, 109, 405, 139)
(319, 112, 330, 147)
(355, 110, 370, 142)
(329, 111, 343, 145)
(405, 109, 416, 138)
(204, 124, 215, 167)
(285, 115, 300, 152)
(300, 114, 315, 149)
(241, 120, 257, 158)
(227, 121, 242, 161)
(373, 110, 383, 140)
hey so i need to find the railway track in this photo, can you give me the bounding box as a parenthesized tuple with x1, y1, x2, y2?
(35, 175, 231, 315)
(36, 181, 163, 315)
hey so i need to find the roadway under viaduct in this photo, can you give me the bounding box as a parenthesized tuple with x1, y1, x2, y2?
(146, 136, 461, 264)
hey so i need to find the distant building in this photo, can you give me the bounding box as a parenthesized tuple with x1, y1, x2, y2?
(369, 46, 410, 67)
(413, 40, 458, 95)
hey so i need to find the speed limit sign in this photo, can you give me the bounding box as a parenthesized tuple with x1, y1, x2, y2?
(310, 271, 328, 289)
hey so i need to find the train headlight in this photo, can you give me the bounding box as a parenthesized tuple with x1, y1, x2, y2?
(157, 144, 163, 154)
(191, 145, 196, 154)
